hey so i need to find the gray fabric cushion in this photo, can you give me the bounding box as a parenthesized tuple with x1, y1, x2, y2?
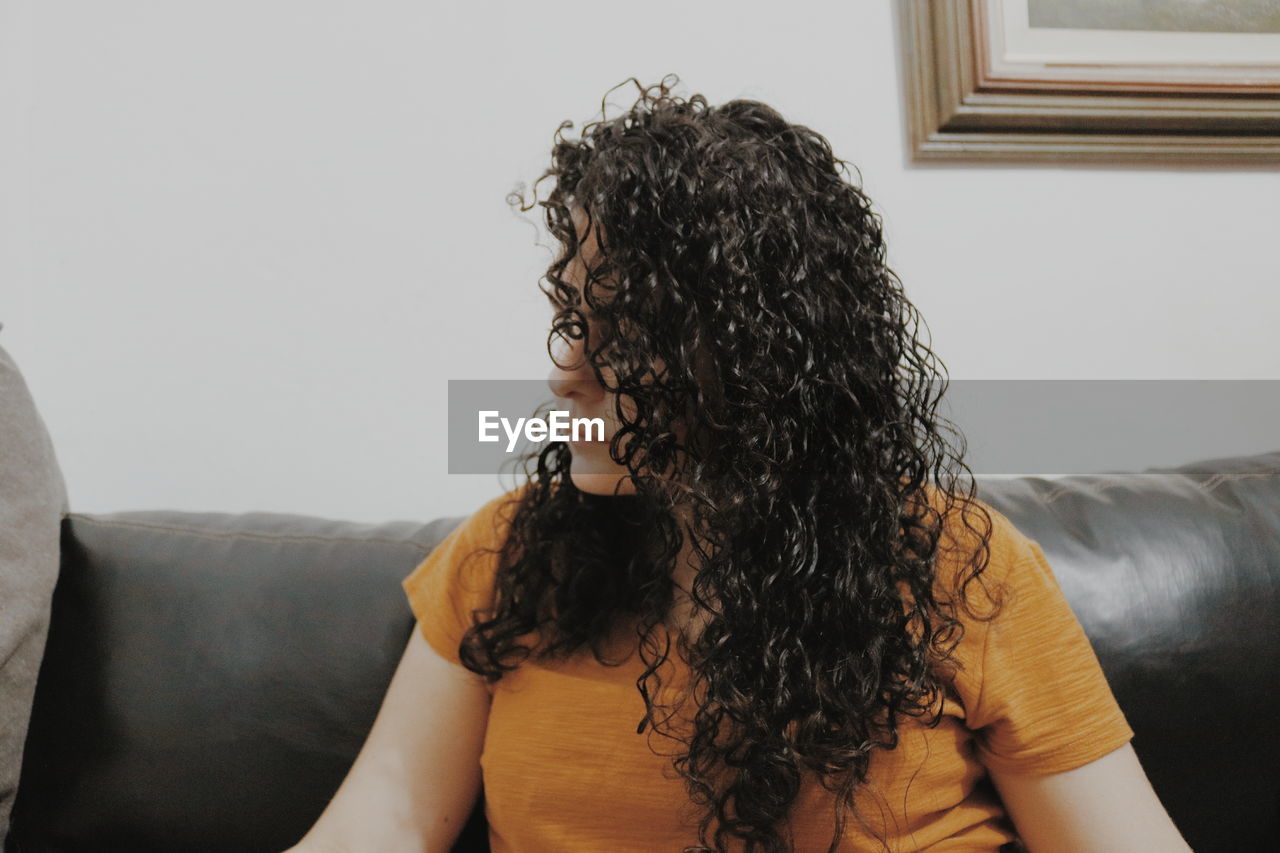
(0, 334, 69, 845)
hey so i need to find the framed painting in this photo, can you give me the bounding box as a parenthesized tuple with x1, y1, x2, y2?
(899, 0, 1280, 162)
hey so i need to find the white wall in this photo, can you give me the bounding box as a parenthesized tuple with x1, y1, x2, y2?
(3, 0, 1277, 524)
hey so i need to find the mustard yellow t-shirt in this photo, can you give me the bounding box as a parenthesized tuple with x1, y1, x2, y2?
(402, 490, 1134, 852)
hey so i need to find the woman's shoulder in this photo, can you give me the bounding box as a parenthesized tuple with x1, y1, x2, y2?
(405, 485, 528, 602)
(444, 483, 530, 550)
(402, 485, 529, 664)
(918, 484, 1040, 597)
(917, 489, 1136, 773)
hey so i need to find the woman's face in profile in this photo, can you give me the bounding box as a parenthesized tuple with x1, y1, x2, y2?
(545, 207, 637, 496)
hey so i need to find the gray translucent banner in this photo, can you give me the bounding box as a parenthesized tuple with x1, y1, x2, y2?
(448, 379, 1280, 476)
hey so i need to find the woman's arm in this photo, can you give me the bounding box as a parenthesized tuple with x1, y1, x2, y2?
(284, 625, 491, 853)
(988, 742, 1192, 853)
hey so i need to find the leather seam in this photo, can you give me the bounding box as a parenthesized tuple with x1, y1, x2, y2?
(1037, 464, 1280, 505)
(66, 513, 441, 554)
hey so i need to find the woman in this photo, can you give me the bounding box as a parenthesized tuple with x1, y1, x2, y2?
(288, 77, 1190, 852)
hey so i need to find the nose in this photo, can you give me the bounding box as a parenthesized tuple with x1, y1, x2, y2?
(547, 333, 602, 404)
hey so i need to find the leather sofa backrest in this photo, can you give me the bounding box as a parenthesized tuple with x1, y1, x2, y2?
(7, 509, 483, 853)
(9, 451, 1279, 852)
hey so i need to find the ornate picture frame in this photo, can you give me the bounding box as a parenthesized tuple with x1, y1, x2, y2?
(899, 0, 1280, 163)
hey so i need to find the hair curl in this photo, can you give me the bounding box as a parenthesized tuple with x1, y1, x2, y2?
(459, 75, 999, 853)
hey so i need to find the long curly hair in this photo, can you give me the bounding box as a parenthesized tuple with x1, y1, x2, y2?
(459, 75, 999, 853)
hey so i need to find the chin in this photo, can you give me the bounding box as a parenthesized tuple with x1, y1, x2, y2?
(568, 457, 635, 496)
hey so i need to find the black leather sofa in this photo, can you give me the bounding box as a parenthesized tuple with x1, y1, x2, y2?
(7, 451, 1279, 852)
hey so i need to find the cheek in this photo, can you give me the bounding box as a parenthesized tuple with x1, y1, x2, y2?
(616, 394, 638, 424)
(590, 391, 632, 434)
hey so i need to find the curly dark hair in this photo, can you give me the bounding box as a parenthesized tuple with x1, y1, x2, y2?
(458, 74, 999, 853)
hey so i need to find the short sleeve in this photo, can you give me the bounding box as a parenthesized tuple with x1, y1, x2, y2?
(401, 490, 519, 666)
(962, 519, 1135, 776)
